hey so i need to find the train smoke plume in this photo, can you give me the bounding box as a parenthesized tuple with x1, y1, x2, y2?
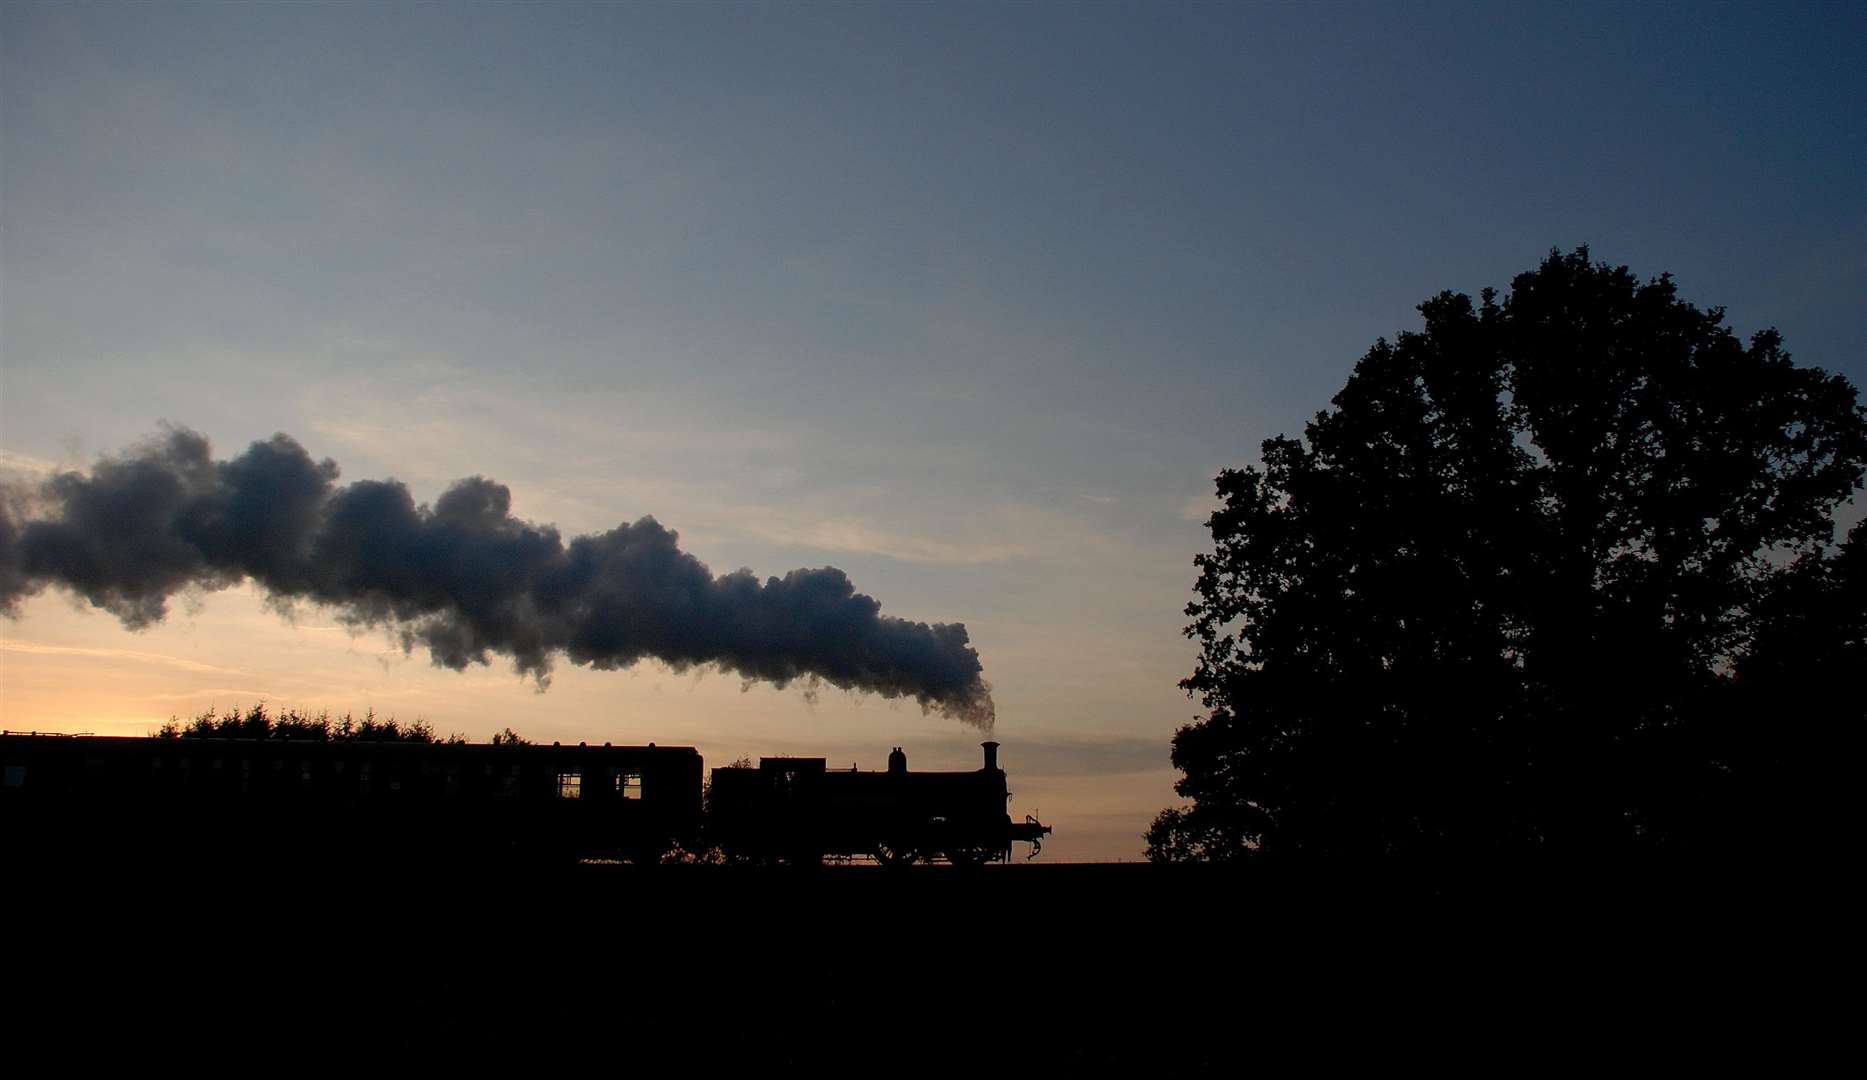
(0, 428, 994, 731)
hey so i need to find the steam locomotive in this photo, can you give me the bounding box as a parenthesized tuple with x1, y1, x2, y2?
(708, 741, 1050, 865)
(0, 731, 1047, 866)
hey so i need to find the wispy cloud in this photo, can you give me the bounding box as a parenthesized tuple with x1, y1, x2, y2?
(0, 449, 62, 477)
(896, 731, 1171, 777)
(995, 735, 1174, 777)
(137, 687, 296, 704)
(300, 371, 801, 483)
(0, 639, 252, 677)
(1179, 493, 1217, 523)
(740, 516, 1031, 565)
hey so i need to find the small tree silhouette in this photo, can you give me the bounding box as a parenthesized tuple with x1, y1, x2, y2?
(156, 704, 460, 743)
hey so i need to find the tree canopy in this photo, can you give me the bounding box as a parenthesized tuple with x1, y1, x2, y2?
(156, 703, 477, 744)
(1149, 248, 1866, 861)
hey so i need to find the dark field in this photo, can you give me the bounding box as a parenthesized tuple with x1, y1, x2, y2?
(7, 858, 1834, 1070)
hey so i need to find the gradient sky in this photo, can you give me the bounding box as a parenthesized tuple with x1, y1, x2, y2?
(3, 2, 1862, 860)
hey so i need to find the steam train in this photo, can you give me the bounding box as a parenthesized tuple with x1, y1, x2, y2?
(0, 731, 1047, 866)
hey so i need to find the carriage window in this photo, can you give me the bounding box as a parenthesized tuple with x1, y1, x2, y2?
(622, 773, 643, 800)
(557, 770, 582, 799)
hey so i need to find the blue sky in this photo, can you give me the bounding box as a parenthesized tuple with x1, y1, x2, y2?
(3, 2, 1861, 859)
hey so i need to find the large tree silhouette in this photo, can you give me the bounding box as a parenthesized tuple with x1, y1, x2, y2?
(1149, 249, 1866, 861)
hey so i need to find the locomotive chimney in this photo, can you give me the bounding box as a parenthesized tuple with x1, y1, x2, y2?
(981, 741, 999, 772)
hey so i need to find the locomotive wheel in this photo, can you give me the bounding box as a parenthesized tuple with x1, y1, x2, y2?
(874, 841, 918, 867)
(627, 844, 668, 867)
(943, 846, 990, 868)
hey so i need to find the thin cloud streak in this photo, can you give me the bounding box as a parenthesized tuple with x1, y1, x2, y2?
(0, 450, 62, 477)
(0, 638, 251, 677)
(740, 516, 1030, 566)
(989, 735, 1172, 778)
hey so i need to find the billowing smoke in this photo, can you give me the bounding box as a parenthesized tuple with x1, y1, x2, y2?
(0, 428, 994, 730)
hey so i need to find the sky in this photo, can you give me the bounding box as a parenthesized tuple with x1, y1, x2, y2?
(2, 1, 1862, 861)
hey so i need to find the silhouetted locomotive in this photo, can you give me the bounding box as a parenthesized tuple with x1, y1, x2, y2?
(0, 732, 1047, 866)
(709, 741, 1050, 865)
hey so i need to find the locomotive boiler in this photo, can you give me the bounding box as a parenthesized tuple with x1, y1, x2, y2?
(707, 740, 1051, 865)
